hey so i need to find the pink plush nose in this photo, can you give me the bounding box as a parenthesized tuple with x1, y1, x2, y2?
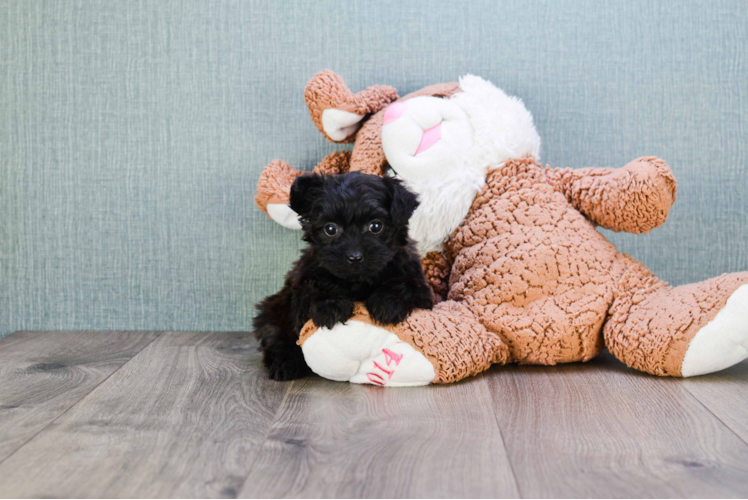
(383, 102, 407, 125)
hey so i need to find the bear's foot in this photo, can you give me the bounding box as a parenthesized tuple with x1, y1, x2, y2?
(681, 284, 748, 377)
(605, 266, 748, 377)
(255, 159, 304, 229)
(300, 319, 436, 387)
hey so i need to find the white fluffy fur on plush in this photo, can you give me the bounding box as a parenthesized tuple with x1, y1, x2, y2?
(384, 75, 541, 255)
(390, 169, 485, 256)
(452, 75, 541, 172)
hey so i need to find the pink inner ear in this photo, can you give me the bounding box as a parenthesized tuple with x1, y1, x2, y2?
(383, 102, 407, 125)
(415, 123, 442, 156)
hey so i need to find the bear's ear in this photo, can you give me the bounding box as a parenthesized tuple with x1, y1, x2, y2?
(320, 108, 367, 143)
(289, 173, 324, 223)
(383, 176, 419, 229)
(305, 70, 399, 143)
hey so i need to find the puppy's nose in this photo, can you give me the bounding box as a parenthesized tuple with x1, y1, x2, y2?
(347, 252, 363, 264)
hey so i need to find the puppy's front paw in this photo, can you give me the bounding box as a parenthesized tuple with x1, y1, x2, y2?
(366, 293, 409, 326)
(310, 299, 355, 329)
(413, 290, 435, 311)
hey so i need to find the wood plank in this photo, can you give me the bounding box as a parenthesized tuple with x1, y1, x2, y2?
(0, 331, 289, 499)
(0, 330, 159, 464)
(485, 351, 748, 498)
(239, 375, 519, 499)
(682, 360, 748, 445)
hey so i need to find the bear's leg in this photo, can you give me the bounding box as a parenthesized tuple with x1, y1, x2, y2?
(604, 257, 748, 377)
(298, 302, 510, 386)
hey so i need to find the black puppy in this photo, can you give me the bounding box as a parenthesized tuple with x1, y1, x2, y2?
(253, 171, 434, 380)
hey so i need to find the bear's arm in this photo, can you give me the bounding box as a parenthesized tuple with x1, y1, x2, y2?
(546, 156, 677, 234)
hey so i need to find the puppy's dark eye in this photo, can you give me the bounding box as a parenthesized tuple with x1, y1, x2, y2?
(323, 223, 338, 236)
(368, 220, 383, 234)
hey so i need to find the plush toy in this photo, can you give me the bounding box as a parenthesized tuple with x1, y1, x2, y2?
(255, 70, 748, 386)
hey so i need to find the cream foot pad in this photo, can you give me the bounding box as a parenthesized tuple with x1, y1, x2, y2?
(266, 203, 302, 230)
(681, 284, 748, 377)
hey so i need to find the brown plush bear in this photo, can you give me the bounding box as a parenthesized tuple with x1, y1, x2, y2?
(255, 70, 748, 386)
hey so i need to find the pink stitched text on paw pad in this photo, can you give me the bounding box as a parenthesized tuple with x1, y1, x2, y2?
(372, 361, 394, 379)
(382, 348, 403, 366)
(366, 348, 406, 386)
(367, 372, 386, 385)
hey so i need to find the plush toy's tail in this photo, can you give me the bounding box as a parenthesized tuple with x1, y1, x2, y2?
(605, 256, 748, 377)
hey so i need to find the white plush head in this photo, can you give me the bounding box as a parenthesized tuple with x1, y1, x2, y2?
(381, 75, 541, 255)
(263, 74, 541, 256)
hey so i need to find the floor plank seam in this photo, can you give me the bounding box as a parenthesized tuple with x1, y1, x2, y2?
(681, 383, 748, 448)
(235, 378, 294, 498)
(0, 331, 163, 469)
(483, 374, 524, 499)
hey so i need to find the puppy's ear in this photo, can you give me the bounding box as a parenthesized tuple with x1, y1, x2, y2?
(383, 176, 419, 227)
(289, 173, 324, 222)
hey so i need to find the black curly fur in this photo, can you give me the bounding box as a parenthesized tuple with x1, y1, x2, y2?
(253, 172, 434, 381)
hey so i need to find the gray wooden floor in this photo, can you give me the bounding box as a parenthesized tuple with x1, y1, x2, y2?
(0, 331, 747, 498)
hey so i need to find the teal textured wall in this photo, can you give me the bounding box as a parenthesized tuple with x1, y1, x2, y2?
(1, 0, 747, 338)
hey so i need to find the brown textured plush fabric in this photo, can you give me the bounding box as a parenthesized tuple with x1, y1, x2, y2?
(304, 70, 398, 143)
(254, 159, 304, 214)
(394, 301, 509, 383)
(444, 157, 748, 372)
(421, 251, 452, 303)
(312, 150, 352, 176)
(546, 156, 677, 234)
(445, 157, 622, 365)
(257, 72, 748, 382)
(605, 262, 748, 376)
